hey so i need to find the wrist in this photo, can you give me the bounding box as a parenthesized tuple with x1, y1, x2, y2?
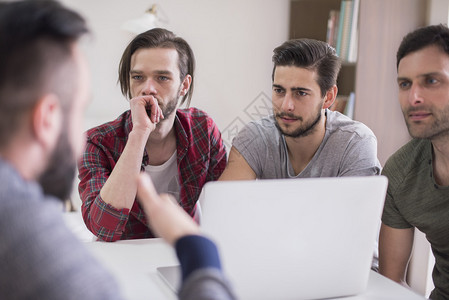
(175, 235, 222, 281)
(129, 127, 151, 143)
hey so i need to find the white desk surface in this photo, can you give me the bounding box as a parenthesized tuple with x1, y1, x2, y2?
(64, 212, 427, 300)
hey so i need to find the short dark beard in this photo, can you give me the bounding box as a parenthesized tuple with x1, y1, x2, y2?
(157, 85, 182, 122)
(38, 126, 76, 201)
(161, 96, 178, 120)
(274, 111, 322, 138)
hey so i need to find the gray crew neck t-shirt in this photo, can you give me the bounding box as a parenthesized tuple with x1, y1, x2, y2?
(233, 109, 381, 179)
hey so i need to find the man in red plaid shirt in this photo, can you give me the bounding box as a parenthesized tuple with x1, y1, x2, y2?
(78, 28, 227, 242)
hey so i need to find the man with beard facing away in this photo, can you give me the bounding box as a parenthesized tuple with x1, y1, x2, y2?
(0, 1, 236, 299)
(0, 0, 122, 298)
(78, 28, 227, 242)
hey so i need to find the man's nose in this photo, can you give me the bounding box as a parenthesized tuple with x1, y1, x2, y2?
(409, 84, 424, 106)
(281, 93, 294, 111)
(141, 80, 157, 96)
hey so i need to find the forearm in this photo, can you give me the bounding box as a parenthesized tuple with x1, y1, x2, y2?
(218, 147, 256, 181)
(378, 224, 414, 283)
(100, 130, 149, 210)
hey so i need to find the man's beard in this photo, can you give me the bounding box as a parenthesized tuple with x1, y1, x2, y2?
(160, 95, 178, 120)
(38, 127, 76, 201)
(404, 106, 449, 140)
(274, 109, 322, 138)
(157, 85, 183, 122)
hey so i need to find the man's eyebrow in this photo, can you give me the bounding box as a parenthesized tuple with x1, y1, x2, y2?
(419, 72, 442, 78)
(272, 84, 312, 92)
(129, 70, 174, 75)
(397, 72, 442, 81)
(272, 84, 285, 89)
(291, 87, 312, 92)
(153, 70, 174, 75)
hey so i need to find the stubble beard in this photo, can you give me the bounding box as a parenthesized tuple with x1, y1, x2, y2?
(156, 85, 182, 124)
(274, 108, 322, 138)
(404, 106, 449, 140)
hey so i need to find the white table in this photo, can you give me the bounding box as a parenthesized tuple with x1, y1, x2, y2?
(83, 238, 426, 300)
(64, 212, 427, 300)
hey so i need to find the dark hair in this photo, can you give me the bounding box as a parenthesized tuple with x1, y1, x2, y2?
(118, 28, 195, 107)
(0, 0, 88, 147)
(272, 39, 341, 97)
(397, 24, 449, 68)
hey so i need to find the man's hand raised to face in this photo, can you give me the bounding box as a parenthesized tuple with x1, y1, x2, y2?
(129, 95, 164, 135)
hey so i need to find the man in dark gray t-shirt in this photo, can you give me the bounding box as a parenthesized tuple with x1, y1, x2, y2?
(379, 24, 449, 300)
(220, 39, 380, 181)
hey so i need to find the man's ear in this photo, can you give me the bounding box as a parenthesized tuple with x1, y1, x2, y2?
(31, 93, 62, 151)
(179, 74, 192, 96)
(322, 85, 338, 109)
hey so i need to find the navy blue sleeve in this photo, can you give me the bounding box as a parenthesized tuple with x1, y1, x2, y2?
(175, 235, 222, 281)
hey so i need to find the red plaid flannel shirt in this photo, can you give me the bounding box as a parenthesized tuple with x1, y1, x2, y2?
(78, 108, 227, 241)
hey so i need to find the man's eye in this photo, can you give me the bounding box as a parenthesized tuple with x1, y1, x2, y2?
(273, 88, 284, 94)
(158, 76, 169, 81)
(132, 75, 143, 81)
(295, 90, 307, 96)
(426, 78, 438, 84)
(398, 81, 411, 89)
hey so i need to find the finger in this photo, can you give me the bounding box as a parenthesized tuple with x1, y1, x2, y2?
(157, 105, 163, 122)
(160, 107, 165, 119)
(156, 106, 160, 123)
(147, 97, 160, 123)
(139, 96, 158, 123)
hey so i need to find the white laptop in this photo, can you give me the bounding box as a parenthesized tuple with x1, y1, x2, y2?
(158, 176, 388, 300)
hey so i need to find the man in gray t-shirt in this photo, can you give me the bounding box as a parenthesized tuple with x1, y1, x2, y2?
(219, 39, 381, 181)
(232, 111, 380, 179)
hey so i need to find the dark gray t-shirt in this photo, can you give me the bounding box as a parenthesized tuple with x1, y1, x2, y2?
(382, 139, 449, 300)
(233, 110, 381, 178)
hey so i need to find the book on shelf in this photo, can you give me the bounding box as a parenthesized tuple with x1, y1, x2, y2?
(326, 0, 359, 62)
(339, 0, 353, 60)
(348, 0, 360, 62)
(335, 0, 346, 57)
(326, 9, 340, 49)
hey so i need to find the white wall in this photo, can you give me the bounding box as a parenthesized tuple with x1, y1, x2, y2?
(61, 0, 290, 149)
(427, 0, 449, 25)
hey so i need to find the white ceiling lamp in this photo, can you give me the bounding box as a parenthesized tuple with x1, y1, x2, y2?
(122, 5, 161, 35)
